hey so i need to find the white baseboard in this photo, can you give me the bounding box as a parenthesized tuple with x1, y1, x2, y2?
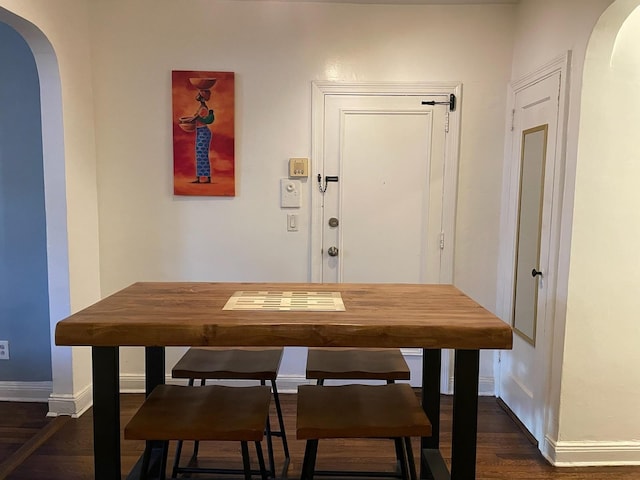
(0, 381, 52, 402)
(543, 436, 640, 466)
(47, 384, 92, 418)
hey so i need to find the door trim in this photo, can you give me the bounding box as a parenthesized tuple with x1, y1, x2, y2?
(310, 81, 462, 285)
(496, 52, 570, 444)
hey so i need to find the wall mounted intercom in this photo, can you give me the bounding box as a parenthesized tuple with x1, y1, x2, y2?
(289, 157, 309, 178)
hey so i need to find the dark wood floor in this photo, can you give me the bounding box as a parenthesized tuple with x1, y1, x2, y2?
(2, 393, 640, 479)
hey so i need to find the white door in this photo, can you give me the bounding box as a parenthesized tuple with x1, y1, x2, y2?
(311, 84, 460, 389)
(320, 94, 447, 283)
(498, 72, 561, 442)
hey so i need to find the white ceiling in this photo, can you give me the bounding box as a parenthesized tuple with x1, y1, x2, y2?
(266, 0, 519, 4)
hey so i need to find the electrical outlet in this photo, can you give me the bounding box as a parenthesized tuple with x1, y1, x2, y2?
(0, 340, 8, 360)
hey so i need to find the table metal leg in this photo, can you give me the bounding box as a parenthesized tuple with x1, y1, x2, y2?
(126, 347, 167, 480)
(145, 347, 165, 395)
(421, 349, 448, 480)
(421, 349, 441, 450)
(450, 349, 480, 480)
(92, 346, 121, 480)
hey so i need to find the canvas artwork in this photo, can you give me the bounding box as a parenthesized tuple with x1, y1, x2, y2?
(172, 70, 235, 196)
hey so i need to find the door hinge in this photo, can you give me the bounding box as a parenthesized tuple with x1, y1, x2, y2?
(445, 111, 450, 133)
(510, 109, 516, 132)
(439, 232, 445, 250)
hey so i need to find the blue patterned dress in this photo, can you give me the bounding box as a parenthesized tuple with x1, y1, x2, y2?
(194, 105, 214, 178)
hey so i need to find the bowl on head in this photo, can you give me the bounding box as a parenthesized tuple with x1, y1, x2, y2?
(189, 78, 217, 89)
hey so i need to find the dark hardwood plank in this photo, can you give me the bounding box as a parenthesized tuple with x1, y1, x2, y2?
(0, 402, 51, 464)
(5, 393, 640, 480)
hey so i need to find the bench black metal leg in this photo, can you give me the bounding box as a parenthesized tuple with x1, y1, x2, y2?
(301, 439, 319, 480)
(271, 380, 290, 459)
(420, 349, 441, 480)
(255, 440, 269, 480)
(394, 438, 410, 480)
(241, 441, 252, 480)
(260, 380, 277, 476)
(404, 437, 417, 480)
(171, 437, 183, 478)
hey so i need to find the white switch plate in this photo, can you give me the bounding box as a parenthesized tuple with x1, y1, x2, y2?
(287, 214, 299, 232)
(281, 179, 301, 208)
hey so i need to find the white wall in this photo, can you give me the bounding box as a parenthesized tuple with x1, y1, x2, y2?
(0, 0, 101, 414)
(560, 0, 640, 465)
(87, 0, 515, 384)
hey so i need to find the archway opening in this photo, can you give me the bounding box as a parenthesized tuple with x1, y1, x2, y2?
(0, 7, 71, 411)
(560, 0, 640, 462)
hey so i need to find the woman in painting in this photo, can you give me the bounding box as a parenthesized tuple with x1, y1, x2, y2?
(188, 89, 215, 183)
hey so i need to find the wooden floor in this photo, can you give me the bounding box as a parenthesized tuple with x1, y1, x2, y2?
(2, 393, 640, 479)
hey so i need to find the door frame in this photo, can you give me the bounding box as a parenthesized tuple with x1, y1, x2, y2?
(310, 81, 462, 393)
(496, 53, 570, 443)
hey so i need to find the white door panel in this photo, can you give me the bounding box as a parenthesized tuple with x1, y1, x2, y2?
(340, 112, 430, 283)
(321, 95, 445, 284)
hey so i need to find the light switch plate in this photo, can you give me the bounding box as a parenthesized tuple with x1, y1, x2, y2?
(287, 214, 299, 232)
(281, 179, 301, 208)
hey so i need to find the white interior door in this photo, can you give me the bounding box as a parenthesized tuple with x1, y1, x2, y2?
(498, 72, 561, 442)
(320, 95, 446, 284)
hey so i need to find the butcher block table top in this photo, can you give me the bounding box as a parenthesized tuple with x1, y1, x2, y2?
(55, 282, 512, 350)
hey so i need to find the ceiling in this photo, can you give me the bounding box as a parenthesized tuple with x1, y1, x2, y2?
(270, 0, 519, 4)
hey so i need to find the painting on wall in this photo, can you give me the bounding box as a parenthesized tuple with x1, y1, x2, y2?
(172, 70, 235, 196)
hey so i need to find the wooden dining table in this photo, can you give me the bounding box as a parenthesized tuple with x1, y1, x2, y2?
(55, 282, 512, 480)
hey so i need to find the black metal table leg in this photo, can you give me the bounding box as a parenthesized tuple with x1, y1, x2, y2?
(450, 349, 480, 480)
(421, 349, 445, 480)
(92, 346, 121, 480)
(127, 347, 167, 480)
(145, 347, 165, 395)
(421, 349, 441, 450)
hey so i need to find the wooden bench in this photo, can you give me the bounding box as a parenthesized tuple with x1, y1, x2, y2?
(306, 348, 411, 384)
(171, 347, 289, 477)
(124, 384, 271, 480)
(297, 383, 432, 480)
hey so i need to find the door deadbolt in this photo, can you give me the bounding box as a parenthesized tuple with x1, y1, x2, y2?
(328, 217, 339, 227)
(327, 246, 339, 257)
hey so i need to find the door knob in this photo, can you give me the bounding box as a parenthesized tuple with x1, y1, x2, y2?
(531, 268, 542, 278)
(327, 246, 339, 257)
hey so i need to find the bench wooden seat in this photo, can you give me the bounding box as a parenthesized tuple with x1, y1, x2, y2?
(171, 347, 289, 477)
(306, 348, 410, 384)
(297, 384, 431, 480)
(125, 384, 271, 480)
(172, 347, 284, 381)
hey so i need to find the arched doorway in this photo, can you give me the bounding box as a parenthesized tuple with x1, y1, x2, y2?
(554, 0, 640, 466)
(0, 8, 72, 414)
